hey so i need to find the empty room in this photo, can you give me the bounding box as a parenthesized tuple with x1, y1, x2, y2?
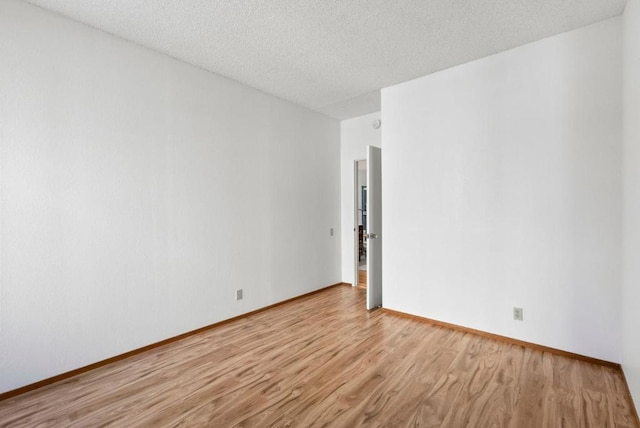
(1, 0, 640, 426)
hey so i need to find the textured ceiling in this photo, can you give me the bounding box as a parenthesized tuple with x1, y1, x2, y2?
(22, 0, 626, 119)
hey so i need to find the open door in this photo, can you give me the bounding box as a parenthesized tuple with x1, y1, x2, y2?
(366, 145, 382, 310)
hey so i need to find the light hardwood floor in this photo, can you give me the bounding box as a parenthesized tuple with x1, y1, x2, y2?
(358, 269, 367, 289)
(0, 285, 637, 427)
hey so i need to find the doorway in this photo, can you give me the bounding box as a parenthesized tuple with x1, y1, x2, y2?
(354, 160, 367, 289)
(354, 146, 382, 310)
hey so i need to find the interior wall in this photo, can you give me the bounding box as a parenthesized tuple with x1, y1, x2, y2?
(382, 18, 622, 362)
(0, 0, 340, 393)
(340, 112, 381, 284)
(623, 0, 640, 408)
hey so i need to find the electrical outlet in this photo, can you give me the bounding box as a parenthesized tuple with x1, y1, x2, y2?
(513, 307, 523, 321)
(236, 289, 243, 300)
(330, 228, 334, 236)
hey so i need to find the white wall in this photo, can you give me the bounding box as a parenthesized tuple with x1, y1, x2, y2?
(382, 18, 622, 362)
(340, 112, 381, 284)
(623, 0, 640, 408)
(0, 0, 340, 393)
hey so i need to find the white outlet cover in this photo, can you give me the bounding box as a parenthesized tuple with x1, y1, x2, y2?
(513, 307, 523, 321)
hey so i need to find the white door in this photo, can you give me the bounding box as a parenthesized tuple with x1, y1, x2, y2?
(366, 145, 382, 310)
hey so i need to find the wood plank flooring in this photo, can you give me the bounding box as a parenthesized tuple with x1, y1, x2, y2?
(0, 285, 637, 427)
(358, 269, 367, 289)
